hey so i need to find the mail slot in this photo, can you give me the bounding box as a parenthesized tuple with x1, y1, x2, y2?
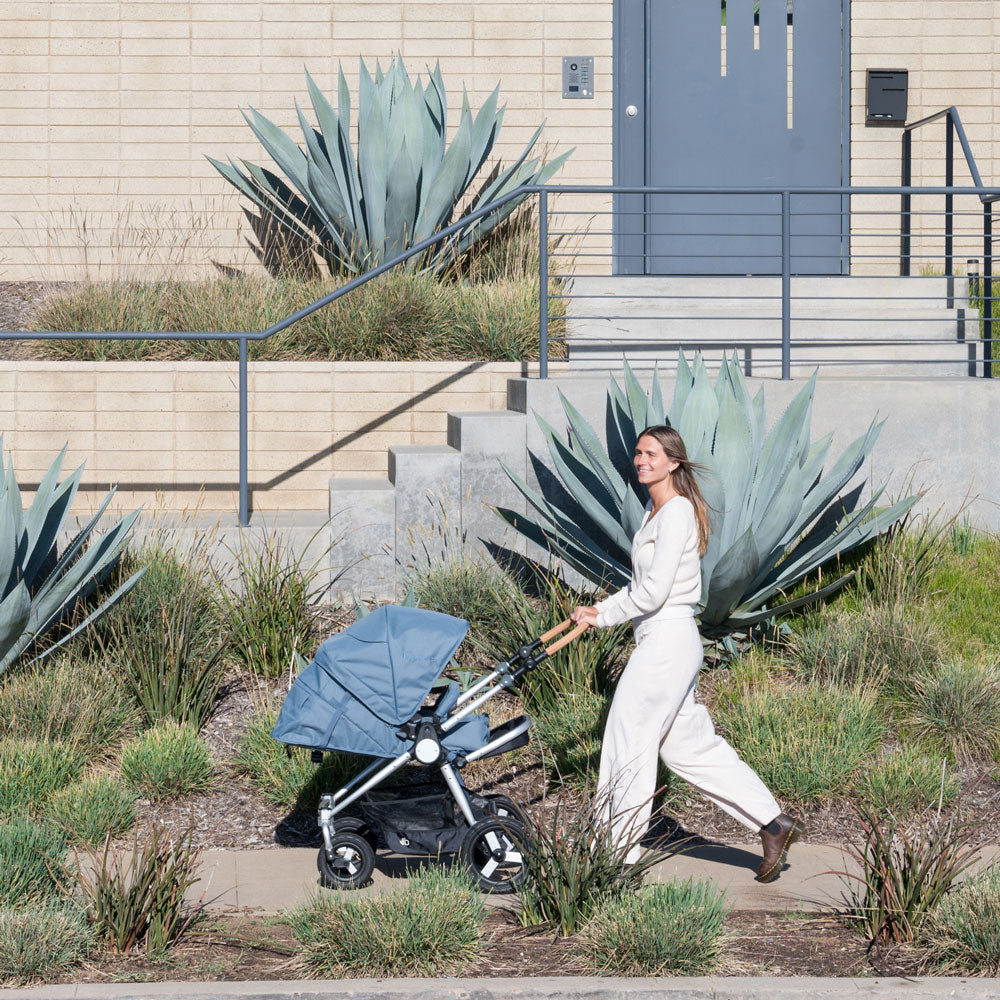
(866, 69, 908, 124)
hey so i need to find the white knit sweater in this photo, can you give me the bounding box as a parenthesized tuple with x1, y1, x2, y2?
(594, 495, 702, 628)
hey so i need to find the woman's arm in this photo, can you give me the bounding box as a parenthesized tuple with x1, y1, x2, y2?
(570, 605, 599, 627)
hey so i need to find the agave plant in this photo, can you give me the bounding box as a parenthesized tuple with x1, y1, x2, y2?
(0, 441, 145, 676)
(498, 355, 920, 636)
(209, 57, 571, 276)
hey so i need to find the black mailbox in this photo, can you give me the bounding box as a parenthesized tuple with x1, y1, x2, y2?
(866, 69, 908, 124)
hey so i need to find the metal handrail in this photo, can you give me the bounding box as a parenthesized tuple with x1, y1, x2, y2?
(4, 181, 999, 525)
(900, 106, 997, 360)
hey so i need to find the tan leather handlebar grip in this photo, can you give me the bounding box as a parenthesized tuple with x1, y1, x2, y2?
(539, 619, 572, 644)
(544, 621, 590, 656)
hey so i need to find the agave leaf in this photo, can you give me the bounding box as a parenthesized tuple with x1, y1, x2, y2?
(468, 85, 502, 178)
(672, 349, 694, 420)
(242, 108, 310, 195)
(725, 572, 854, 629)
(702, 527, 761, 625)
(649, 365, 666, 424)
(675, 370, 718, 464)
(384, 137, 419, 258)
(21, 459, 79, 589)
(557, 393, 627, 502)
(712, 387, 753, 550)
(357, 97, 389, 255)
(0, 581, 31, 670)
(414, 113, 472, 241)
(623, 360, 652, 431)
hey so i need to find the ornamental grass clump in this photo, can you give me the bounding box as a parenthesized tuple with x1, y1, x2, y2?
(0, 739, 85, 819)
(44, 774, 138, 847)
(583, 879, 729, 976)
(532, 688, 607, 788)
(289, 865, 486, 977)
(0, 819, 69, 908)
(219, 526, 327, 680)
(858, 748, 958, 817)
(837, 799, 980, 946)
(0, 655, 140, 760)
(517, 788, 656, 937)
(902, 659, 1000, 762)
(120, 722, 215, 800)
(713, 679, 885, 802)
(235, 706, 364, 810)
(76, 820, 205, 954)
(922, 867, 1000, 975)
(0, 902, 93, 986)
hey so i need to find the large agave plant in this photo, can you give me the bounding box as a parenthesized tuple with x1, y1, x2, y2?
(498, 355, 920, 635)
(0, 441, 145, 676)
(209, 57, 571, 276)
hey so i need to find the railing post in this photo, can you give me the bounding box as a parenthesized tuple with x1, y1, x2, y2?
(985, 204, 994, 379)
(945, 112, 954, 307)
(538, 189, 549, 380)
(781, 190, 791, 380)
(239, 336, 249, 525)
(900, 130, 912, 277)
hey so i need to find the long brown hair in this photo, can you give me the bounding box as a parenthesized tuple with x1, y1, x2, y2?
(636, 425, 711, 556)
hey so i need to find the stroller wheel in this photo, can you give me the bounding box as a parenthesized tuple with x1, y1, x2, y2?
(317, 831, 375, 890)
(460, 816, 528, 895)
(484, 794, 526, 823)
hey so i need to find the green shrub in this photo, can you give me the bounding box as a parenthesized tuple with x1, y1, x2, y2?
(289, 865, 486, 977)
(518, 789, 656, 937)
(0, 655, 140, 760)
(31, 271, 562, 363)
(923, 867, 1000, 974)
(840, 801, 979, 945)
(0, 902, 93, 986)
(858, 748, 959, 816)
(120, 722, 215, 799)
(0, 819, 69, 907)
(413, 555, 520, 654)
(903, 660, 1000, 762)
(583, 879, 729, 975)
(44, 774, 138, 846)
(713, 680, 885, 802)
(532, 689, 607, 787)
(790, 604, 938, 690)
(218, 527, 325, 679)
(235, 708, 365, 810)
(77, 820, 204, 954)
(0, 739, 85, 818)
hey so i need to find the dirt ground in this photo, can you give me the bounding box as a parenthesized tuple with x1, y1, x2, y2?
(44, 909, 927, 984)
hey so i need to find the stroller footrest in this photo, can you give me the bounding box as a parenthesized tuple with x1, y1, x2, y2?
(462, 715, 532, 763)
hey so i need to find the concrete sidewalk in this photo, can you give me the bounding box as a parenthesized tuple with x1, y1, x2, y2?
(3, 976, 1000, 1000)
(193, 843, 1000, 913)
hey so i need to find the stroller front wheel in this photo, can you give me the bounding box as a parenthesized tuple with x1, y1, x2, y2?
(460, 816, 528, 894)
(317, 831, 375, 890)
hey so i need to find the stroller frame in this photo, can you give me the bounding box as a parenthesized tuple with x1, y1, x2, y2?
(314, 617, 587, 893)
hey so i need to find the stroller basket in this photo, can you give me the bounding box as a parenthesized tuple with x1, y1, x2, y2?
(271, 606, 587, 894)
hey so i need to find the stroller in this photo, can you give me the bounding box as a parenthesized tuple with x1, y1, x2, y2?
(271, 605, 585, 894)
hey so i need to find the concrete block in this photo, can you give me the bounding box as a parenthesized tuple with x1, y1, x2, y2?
(447, 410, 527, 561)
(329, 478, 395, 603)
(388, 444, 461, 584)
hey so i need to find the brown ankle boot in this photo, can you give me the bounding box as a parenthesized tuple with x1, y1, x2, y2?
(757, 813, 802, 883)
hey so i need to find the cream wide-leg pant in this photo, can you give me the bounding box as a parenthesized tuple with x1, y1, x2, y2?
(596, 612, 782, 863)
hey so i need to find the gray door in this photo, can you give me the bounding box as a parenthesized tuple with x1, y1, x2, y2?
(615, 0, 848, 275)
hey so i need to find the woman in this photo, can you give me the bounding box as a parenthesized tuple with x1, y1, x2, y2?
(570, 425, 800, 883)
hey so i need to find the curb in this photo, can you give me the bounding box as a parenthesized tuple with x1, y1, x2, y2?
(2, 978, 1000, 1000)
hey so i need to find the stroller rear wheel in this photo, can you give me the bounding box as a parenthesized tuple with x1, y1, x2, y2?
(460, 816, 528, 894)
(317, 831, 375, 890)
(484, 794, 525, 823)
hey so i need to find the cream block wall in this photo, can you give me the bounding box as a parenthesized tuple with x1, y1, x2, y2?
(1, 0, 998, 281)
(0, 360, 528, 512)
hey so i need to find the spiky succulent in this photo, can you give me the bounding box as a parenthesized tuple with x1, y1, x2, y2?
(209, 57, 571, 276)
(0, 441, 145, 676)
(498, 355, 920, 635)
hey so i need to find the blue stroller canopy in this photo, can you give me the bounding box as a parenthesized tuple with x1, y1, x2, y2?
(272, 605, 485, 759)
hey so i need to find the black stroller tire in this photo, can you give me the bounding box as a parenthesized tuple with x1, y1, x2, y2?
(460, 816, 528, 894)
(334, 816, 380, 852)
(317, 832, 375, 890)
(484, 794, 526, 823)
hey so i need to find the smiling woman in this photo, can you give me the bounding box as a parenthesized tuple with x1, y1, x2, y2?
(572, 424, 803, 884)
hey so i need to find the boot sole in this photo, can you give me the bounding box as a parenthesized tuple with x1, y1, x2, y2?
(756, 821, 803, 884)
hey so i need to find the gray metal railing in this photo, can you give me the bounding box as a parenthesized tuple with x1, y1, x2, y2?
(536, 183, 999, 381)
(4, 181, 998, 526)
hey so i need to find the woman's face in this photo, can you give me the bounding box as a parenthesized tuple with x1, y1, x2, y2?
(634, 434, 680, 488)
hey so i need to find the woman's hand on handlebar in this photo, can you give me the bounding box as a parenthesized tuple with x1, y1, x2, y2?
(570, 605, 599, 627)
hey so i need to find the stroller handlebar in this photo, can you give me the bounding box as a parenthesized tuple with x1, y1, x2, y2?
(540, 618, 590, 656)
